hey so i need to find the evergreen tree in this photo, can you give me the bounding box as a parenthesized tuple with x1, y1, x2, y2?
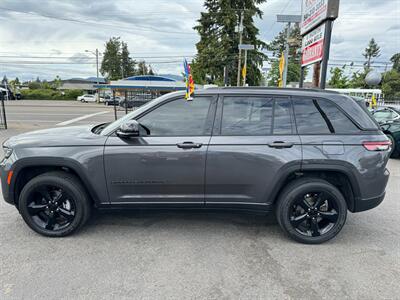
(121, 41, 136, 78)
(363, 38, 381, 69)
(101, 37, 123, 80)
(192, 0, 267, 86)
(2, 75, 8, 84)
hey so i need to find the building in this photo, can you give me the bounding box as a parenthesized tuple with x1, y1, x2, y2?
(59, 77, 107, 94)
(95, 75, 189, 106)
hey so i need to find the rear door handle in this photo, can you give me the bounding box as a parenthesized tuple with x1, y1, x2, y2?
(268, 141, 294, 149)
(176, 142, 203, 149)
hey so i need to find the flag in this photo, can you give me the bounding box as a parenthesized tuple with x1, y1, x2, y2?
(278, 52, 285, 88)
(242, 65, 247, 81)
(184, 59, 194, 100)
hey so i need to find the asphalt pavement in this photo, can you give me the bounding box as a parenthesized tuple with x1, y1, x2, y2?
(0, 100, 399, 299)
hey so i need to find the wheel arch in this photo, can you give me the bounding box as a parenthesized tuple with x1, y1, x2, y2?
(271, 164, 361, 213)
(10, 157, 100, 208)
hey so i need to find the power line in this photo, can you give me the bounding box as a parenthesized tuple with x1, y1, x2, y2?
(0, 6, 197, 36)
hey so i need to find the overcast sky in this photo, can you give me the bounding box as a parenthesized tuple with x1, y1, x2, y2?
(0, 0, 399, 82)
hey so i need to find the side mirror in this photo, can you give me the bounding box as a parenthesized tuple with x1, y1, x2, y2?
(116, 120, 140, 138)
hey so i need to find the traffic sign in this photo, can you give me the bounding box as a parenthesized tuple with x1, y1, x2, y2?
(238, 44, 255, 50)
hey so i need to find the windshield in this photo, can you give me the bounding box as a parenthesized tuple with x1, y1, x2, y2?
(100, 93, 176, 135)
(373, 109, 400, 123)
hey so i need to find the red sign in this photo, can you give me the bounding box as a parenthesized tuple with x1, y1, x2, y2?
(301, 23, 325, 67)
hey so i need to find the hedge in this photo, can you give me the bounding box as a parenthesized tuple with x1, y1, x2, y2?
(21, 89, 84, 100)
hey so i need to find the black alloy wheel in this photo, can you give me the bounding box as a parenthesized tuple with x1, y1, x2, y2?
(289, 192, 339, 237)
(26, 185, 76, 231)
(276, 178, 347, 244)
(19, 171, 91, 237)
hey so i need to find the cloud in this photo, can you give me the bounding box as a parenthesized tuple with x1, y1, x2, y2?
(0, 0, 398, 81)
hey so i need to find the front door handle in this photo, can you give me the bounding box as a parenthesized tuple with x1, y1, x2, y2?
(268, 141, 294, 149)
(176, 142, 203, 149)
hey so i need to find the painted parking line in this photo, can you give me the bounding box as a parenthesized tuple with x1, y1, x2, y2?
(56, 111, 109, 126)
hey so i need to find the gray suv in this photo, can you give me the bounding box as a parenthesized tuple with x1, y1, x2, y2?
(0, 88, 391, 243)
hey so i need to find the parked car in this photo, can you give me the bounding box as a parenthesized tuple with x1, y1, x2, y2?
(104, 95, 122, 106)
(76, 94, 104, 103)
(1, 88, 391, 243)
(370, 107, 400, 158)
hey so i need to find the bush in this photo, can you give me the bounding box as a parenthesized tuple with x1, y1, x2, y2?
(21, 89, 84, 100)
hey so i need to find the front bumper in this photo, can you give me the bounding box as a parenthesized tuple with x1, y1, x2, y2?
(0, 166, 13, 205)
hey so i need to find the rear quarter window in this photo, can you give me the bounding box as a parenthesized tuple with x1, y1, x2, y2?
(293, 97, 361, 134)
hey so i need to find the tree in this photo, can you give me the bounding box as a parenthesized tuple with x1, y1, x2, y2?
(267, 24, 303, 86)
(192, 0, 267, 86)
(363, 38, 381, 69)
(328, 66, 349, 88)
(101, 37, 123, 81)
(2, 75, 8, 84)
(382, 70, 400, 100)
(390, 53, 400, 72)
(52, 75, 62, 89)
(121, 41, 136, 78)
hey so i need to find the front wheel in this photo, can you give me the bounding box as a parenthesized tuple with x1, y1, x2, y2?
(18, 171, 91, 237)
(276, 178, 347, 244)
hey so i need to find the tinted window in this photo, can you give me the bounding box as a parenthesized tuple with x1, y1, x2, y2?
(373, 110, 399, 123)
(138, 97, 212, 136)
(317, 99, 360, 133)
(273, 98, 293, 134)
(294, 98, 331, 134)
(221, 97, 273, 135)
(294, 98, 359, 134)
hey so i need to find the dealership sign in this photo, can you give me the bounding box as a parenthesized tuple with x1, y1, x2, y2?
(301, 23, 325, 67)
(301, 0, 328, 35)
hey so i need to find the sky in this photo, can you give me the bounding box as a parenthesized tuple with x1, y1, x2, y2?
(0, 0, 399, 82)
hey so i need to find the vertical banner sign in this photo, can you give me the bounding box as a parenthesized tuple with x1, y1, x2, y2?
(301, 0, 328, 35)
(301, 23, 325, 67)
(183, 59, 194, 100)
(278, 53, 285, 87)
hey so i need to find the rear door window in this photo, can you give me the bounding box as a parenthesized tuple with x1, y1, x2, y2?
(221, 97, 273, 135)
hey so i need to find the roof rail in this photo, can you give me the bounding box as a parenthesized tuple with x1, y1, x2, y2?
(204, 86, 341, 94)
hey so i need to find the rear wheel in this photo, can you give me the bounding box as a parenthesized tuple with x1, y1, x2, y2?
(388, 134, 399, 158)
(18, 171, 91, 237)
(276, 178, 347, 244)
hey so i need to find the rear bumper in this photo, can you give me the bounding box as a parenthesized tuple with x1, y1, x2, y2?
(353, 192, 386, 212)
(352, 167, 389, 213)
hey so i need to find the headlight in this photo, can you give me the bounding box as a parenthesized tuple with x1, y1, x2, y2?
(1, 147, 13, 162)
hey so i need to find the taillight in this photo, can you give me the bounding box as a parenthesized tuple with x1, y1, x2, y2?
(362, 141, 392, 151)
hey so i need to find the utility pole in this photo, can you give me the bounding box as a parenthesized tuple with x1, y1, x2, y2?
(86, 49, 101, 103)
(236, 11, 244, 87)
(95, 48, 100, 103)
(276, 15, 301, 87)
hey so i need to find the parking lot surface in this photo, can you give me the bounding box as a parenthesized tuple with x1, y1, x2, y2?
(0, 101, 399, 299)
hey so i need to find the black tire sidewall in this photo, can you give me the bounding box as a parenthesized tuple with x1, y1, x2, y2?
(388, 134, 399, 158)
(277, 179, 347, 244)
(19, 174, 89, 237)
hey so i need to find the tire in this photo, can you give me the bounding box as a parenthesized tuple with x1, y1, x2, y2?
(388, 134, 399, 158)
(276, 178, 347, 244)
(18, 171, 91, 237)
